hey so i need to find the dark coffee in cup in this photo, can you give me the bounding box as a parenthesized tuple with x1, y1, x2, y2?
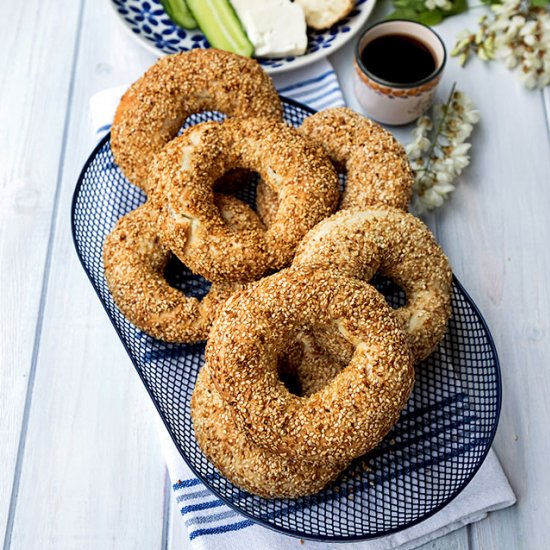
(360, 34, 437, 86)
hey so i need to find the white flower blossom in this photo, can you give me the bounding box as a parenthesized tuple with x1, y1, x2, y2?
(435, 171, 454, 185)
(431, 158, 454, 173)
(497, 44, 521, 68)
(445, 118, 474, 144)
(424, 188, 446, 209)
(452, 142, 472, 156)
(425, 0, 452, 11)
(406, 135, 431, 156)
(411, 126, 429, 141)
(453, 0, 550, 89)
(417, 115, 433, 130)
(406, 87, 479, 214)
(448, 153, 470, 172)
(518, 67, 539, 89)
(523, 50, 543, 70)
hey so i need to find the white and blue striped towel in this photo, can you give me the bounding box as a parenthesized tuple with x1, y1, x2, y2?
(90, 58, 515, 550)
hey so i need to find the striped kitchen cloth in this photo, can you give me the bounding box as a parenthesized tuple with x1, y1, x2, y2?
(89, 58, 515, 549)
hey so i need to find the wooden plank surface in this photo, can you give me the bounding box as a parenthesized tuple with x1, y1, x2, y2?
(0, 0, 84, 543)
(417, 530, 470, 550)
(4, 1, 168, 548)
(3, 0, 550, 548)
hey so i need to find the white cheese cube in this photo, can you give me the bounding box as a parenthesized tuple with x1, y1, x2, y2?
(230, 0, 308, 58)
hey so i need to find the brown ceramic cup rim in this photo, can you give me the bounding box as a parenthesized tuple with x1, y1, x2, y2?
(354, 20, 447, 90)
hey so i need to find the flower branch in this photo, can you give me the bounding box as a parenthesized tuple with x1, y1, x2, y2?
(406, 86, 480, 213)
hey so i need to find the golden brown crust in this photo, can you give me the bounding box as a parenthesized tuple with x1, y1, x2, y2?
(292, 207, 453, 362)
(111, 49, 282, 193)
(299, 107, 414, 210)
(151, 118, 339, 283)
(207, 267, 414, 465)
(102, 195, 259, 343)
(192, 364, 347, 499)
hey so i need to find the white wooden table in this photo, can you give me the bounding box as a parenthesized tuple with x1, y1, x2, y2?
(2, 0, 549, 548)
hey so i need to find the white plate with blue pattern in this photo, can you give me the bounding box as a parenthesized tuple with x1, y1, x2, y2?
(110, 0, 376, 74)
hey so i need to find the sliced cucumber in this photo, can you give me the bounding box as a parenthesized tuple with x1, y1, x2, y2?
(187, 0, 254, 58)
(160, 0, 197, 30)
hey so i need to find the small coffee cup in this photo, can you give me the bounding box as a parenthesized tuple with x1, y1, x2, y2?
(353, 20, 446, 126)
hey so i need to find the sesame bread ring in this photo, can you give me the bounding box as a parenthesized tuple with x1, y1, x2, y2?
(152, 118, 339, 283)
(207, 268, 414, 465)
(299, 107, 414, 210)
(102, 194, 261, 343)
(192, 364, 348, 499)
(111, 49, 282, 193)
(292, 207, 453, 362)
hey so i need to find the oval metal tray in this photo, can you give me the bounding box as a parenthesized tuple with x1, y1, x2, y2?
(72, 97, 501, 541)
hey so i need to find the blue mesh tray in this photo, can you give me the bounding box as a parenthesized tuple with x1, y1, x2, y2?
(71, 97, 501, 541)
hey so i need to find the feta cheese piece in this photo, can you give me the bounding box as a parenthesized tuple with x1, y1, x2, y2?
(230, 0, 308, 58)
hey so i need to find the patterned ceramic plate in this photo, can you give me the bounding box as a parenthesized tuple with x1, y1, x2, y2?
(110, 0, 376, 73)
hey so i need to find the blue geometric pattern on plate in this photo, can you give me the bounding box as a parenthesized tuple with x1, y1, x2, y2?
(72, 98, 501, 541)
(111, 0, 370, 72)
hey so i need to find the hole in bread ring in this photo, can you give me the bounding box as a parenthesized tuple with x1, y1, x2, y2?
(111, 49, 283, 194)
(277, 330, 348, 397)
(152, 118, 339, 283)
(207, 268, 414, 465)
(299, 107, 414, 210)
(102, 195, 262, 343)
(292, 208, 453, 362)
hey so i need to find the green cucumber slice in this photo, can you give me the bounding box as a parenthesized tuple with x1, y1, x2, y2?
(187, 0, 254, 58)
(160, 0, 197, 30)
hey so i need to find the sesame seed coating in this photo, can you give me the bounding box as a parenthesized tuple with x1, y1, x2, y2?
(192, 364, 348, 499)
(207, 267, 414, 465)
(292, 207, 453, 362)
(152, 118, 339, 283)
(299, 107, 414, 210)
(111, 49, 282, 193)
(102, 195, 258, 343)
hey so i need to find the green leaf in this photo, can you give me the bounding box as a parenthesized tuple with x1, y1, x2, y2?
(532, 0, 550, 7)
(392, 0, 428, 10)
(447, 0, 468, 16)
(392, 0, 414, 8)
(408, 0, 430, 9)
(418, 9, 444, 25)
(388, 0, 487, 25)
(386, 8, 423, 22)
